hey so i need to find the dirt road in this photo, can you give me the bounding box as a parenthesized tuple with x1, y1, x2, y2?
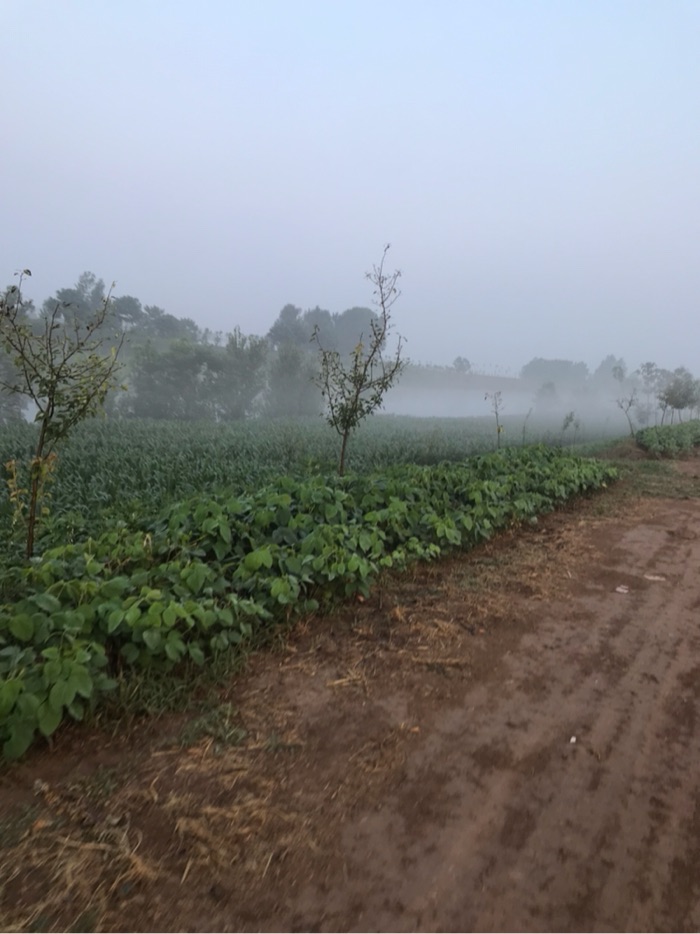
(2, 462, 700, 932)
(298, 498, 700, 933)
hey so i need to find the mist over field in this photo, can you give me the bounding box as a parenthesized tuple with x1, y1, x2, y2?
(3, 1, 700, 379)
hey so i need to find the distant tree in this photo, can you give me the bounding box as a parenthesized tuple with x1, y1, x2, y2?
(520, 358, 588, 389)
(0, 348, 24, 424)
(41, 271, 106, 327)
(453, 356, 471, 374)
(633, 361, 661, 424)
(218, 328, 268, 420)
(633, 361, 684, 426)
(0, 283, 33, 424)
(268, 304, 382, 359)
(658, 367, 698, 423)
(111, 294, 145, 331)
(126, 329, 267, 421)
(265, 342, 320, 417)
(636, 361, 660, 395)
(0, 270, 124, 557)
(127, 341, 213, 419)
(534, 380, 558, 410)
(139, 305, 201, 344)
(611, 363, 626, 383)
(313, 246, 406, 475)
(693, 382, 700, 420)
(267, 304, 307, 350)
(332, 307, 379, 357)
(305, 306, 335, 348)
(590, 355, 626, 390)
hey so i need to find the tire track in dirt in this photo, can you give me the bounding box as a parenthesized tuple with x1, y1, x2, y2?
(288, 500, 700, 932)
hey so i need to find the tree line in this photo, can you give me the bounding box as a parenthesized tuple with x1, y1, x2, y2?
(3, 271, 698, 432)
(519, 355, 700, 426)
(0, 271, 393, 425)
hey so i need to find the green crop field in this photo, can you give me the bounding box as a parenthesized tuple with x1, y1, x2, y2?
(0, 413, 617, 551)
(0, 414, 629, 760)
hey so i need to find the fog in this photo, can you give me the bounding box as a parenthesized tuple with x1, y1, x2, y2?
(382, 373, 644, 441)
(3, 1, 699, 381)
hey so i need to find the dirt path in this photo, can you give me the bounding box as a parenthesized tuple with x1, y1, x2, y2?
(2, 464, 700, 932)
(304, 496, 700, 934)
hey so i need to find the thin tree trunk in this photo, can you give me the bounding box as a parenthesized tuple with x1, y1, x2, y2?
(338, 430, 350, 476)
(26, 420, 48, 559)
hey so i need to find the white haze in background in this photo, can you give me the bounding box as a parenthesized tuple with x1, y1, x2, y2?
(3, 1, 699, 380)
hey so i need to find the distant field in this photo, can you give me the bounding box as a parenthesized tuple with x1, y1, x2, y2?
(0, 413, 624, 552)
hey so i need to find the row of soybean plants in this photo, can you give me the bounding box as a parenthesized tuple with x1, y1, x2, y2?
(0, 416, 499, 551)
(0, 446, 617, 759)
(636, 420, 700, 457)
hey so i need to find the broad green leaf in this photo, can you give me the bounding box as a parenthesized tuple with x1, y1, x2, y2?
(107, 608, 125, 634)
(9, 614, 34, 642)
(67, 666, 93, 699)
(244, 547, 273, 571)
(163, 604, 179, 627)
(38, 700, 62, 738)
(142, 629, 162, 651)
(49, 680, 72, 711)
(16, 692, 41, 717)
(125, 604, 142, 626)
(164, 636, 185, 662)
(31, 593, 62, 614)
(184, 563, 208, 594)
(3, 722, 36, 760)
(0, 679, 22, 718)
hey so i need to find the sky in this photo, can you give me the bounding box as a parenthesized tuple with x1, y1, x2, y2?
(4, 0, 700, 376)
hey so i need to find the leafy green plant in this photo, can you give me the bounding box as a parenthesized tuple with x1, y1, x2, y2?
(0, 446, 616, 760)
(636, 420, 700, 457)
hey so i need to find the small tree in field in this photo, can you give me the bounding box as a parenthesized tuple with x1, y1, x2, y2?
(485, 390, 504, 448)
(657, 367, 698, 424)
(313, 245, 406, 475)
(0, 270, 125, 557)
(615, 387, 638, 436)
(613, 367, 638, 437)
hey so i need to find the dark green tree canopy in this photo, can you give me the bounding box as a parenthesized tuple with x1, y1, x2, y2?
(658, 367, 699, 420)
(520, 358, 589, 388)
(267, 303, 379, 356)
(266, 342, 321, 417)
(125, 332, 267, 421)
(590, 355, 627, 389)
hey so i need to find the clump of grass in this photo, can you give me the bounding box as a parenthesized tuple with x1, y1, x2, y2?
(179, 703, 247, 750)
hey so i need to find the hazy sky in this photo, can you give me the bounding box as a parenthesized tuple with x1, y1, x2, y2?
(4, 0, 699, 375)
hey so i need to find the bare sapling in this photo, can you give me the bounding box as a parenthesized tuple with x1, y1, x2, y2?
(615, 387, 638, 437)
(313, 245, 406, 476)
(485, 390, 504, 449)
